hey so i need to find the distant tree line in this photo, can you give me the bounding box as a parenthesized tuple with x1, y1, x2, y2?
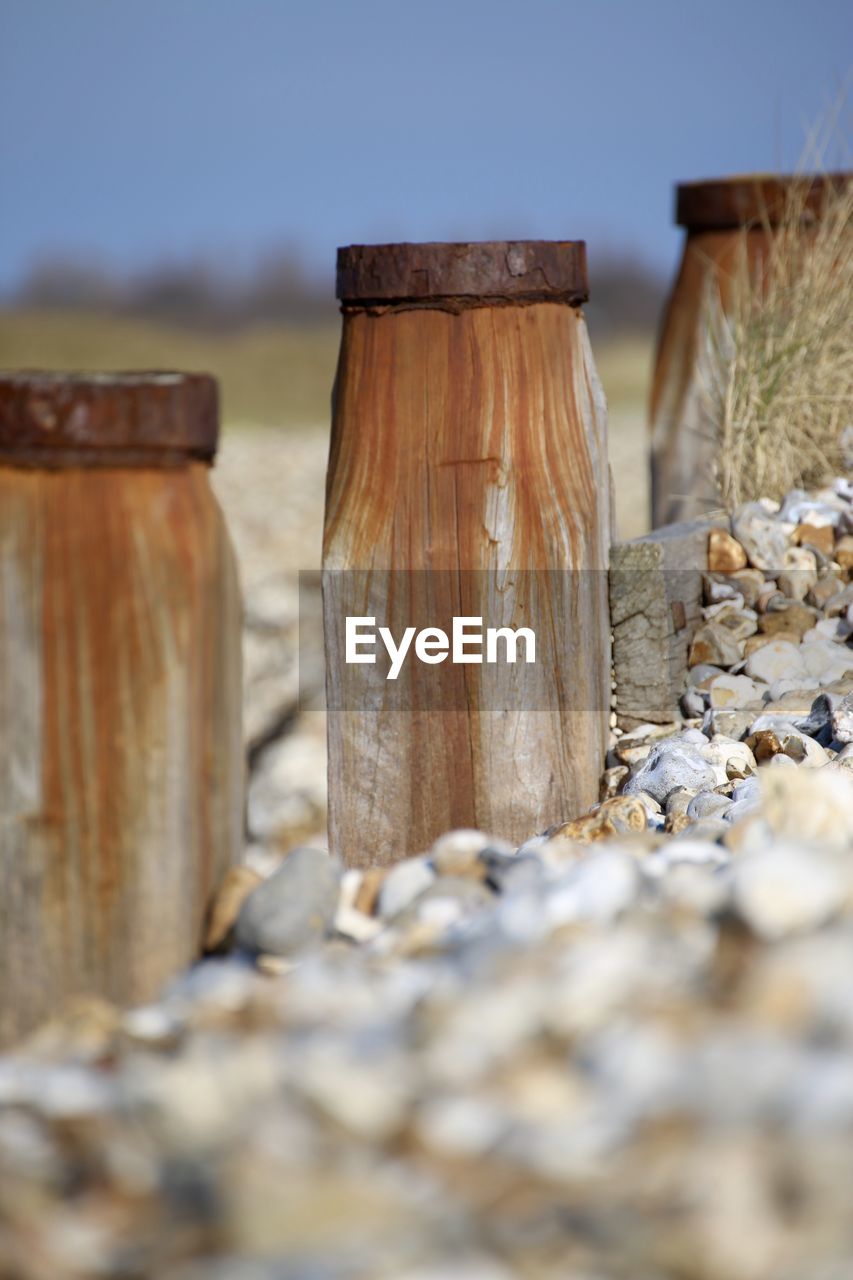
(8, 246, 666, 337)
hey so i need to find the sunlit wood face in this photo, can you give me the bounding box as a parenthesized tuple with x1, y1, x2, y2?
(324, 301, 612, 865)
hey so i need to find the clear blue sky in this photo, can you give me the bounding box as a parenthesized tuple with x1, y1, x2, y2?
(1, 0, 850, 292)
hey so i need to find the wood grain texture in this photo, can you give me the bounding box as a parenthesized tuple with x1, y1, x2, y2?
(0, 462, 243, 1046)
(649, 229, 774, 527)
(324, 301, 611, 866)
(610, 512, 729, 728)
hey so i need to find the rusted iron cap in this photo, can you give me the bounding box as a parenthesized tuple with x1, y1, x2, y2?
(336, 241, 588, 308)
(676, 172, 850, 231)
(0, 372, 218, 468)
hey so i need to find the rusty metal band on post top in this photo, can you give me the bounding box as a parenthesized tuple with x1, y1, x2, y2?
(336, 241, 589, 313)
(0, 372, 219, 468)
(675, 172, 851, 232)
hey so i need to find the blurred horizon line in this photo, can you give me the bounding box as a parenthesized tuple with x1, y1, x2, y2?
(1, 242, 667, 338)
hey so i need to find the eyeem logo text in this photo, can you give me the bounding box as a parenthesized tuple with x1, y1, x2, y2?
(346, 616, 536, 680)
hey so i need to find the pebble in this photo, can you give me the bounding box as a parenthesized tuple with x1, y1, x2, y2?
(600, 762, 630, 798)
(707, 673, 761, 709)
(759, 765, 853, 854)
(732, 502, 791, 569)
(688, 663, 726, 686)
(795, 521, 835, 556)
(0, 476, 851, 1280)
(234, 848, 340, 955)
(544, 849, 640, 926)
(734, 843, 847, 939)
(746, 718, 830, 767)
(701, 705, 758, 739)
(708, 528, 748, 572)
(551, 794, 649, 843)
(832, 694, 853, 744)
(624, 740, 716, 804)
(686, 791, 732, 822)
(377, 856, 436, 918)
(836, 535, 853, 572)
(764, 679, 821, 706)
(800, 639, 853, 685)
(778, 547, 818, 600)
(778, 490, 841, 528)
(699, 736, 756, 784)
(757, 602, 817, 637)
(430, 828, 494, 878)
(808, 574, 845, 611)
(726, 567, 766, 607)
(688, 622, 744, 667)
(681, 686, 706, 717)
(703, 573, 742, 604)
(612, 721, 682, 766)
(745, 638, 807, 684)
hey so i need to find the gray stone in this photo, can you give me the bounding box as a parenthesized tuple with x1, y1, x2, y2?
(235, 848, 340, 956)
(686, 791, 732, 822)
(725, 796, 761, 825)
(732, 502, 791, 570)
(680, 686, 706, 718)
(778, 490, 843, 528)
(665, 788, 694, 820)
(731, 775, 761, 805)
(378, 856, 436, 918)
(701, 705, 759, 740)
(624, 740, 716, 805)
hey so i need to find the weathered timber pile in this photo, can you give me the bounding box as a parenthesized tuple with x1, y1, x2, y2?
(0, 478, 852, 1280)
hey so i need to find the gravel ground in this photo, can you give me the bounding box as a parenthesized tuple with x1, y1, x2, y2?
(1, 454, 851, 1279)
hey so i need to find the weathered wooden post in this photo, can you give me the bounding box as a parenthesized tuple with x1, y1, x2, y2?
(0, 373, 243, 1046)
(324, 241, 611, 866)
(650, 173, 849, 526)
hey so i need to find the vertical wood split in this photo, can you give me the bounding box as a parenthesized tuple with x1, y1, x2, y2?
(324, 243, 611, 865)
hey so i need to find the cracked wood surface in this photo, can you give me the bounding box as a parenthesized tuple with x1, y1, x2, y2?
(0, 463, 243, 1046)
(324, 301, 611, 866)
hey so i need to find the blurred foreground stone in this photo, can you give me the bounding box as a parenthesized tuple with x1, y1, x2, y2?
(1, 473, 851, 1278)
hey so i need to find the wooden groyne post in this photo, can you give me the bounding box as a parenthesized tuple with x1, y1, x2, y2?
(0, 373, 243, 1046)
(323, 241, 612, 866)
(650, 172, 849, 526)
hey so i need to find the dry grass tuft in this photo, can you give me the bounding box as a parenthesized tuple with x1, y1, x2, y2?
(703, 163, 852, 508)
